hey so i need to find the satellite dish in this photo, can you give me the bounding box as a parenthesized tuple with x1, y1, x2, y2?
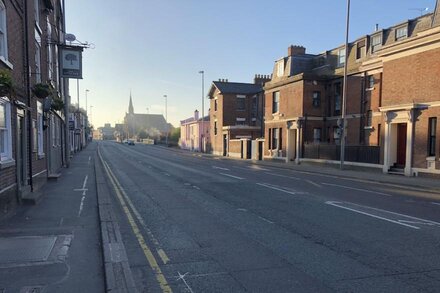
(65, 33, 76, 42)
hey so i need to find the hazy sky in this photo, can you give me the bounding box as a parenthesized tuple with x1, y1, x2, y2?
(66, 0, 436, 128)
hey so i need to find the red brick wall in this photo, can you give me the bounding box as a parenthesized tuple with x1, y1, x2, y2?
(382, 48, 440, 106)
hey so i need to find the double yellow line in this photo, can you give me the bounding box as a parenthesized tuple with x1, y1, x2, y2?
(98, 147, 172, 293)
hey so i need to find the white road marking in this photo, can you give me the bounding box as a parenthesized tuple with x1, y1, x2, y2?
(78, 196, 86, 217)
(258, 216, 274, 224)
(88, 156, 91, 165)
(321, 182, 392, 197)
(326, 201, 420, 229)
(192, 185, 200, 190)
(162, 172, 170, 177)
(213, 166, 230, 171)
(220, 173, 244, 180)
(257, 183, 304, 195)
(176, 272, 194, 293)
(265, 173, 300, 180)
(237, 208, 248, 212)
(432, 202, 440, 206)
(306, 180, 321, 188)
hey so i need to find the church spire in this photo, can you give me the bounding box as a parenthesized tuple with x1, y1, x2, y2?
(128, 91, 134, 114)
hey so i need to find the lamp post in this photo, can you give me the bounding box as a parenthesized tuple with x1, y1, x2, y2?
(340, 0, 350, 170)
(163, 95, 168, 146)
(199, 70, 205, 152)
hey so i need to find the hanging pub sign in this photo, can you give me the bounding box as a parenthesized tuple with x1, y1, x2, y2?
(60, 45, 83, 79)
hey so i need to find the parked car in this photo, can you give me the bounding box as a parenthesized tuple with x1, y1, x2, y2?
(127, 140, 135, 145)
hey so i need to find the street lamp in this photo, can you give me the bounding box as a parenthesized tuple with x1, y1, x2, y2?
(199, 70, 205, 152)
(163, 95, 168, 146)
(340, 0, 350, 170)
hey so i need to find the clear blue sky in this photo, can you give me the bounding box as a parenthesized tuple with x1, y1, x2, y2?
(66, 0, 436, 128)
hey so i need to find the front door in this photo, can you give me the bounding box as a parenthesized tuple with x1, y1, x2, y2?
(396, 123, 407, 167)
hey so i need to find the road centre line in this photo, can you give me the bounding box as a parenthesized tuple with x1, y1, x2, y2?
(213, 166, 229, 171)
(219, 173, 245, 180)
(325, 201, 420, 230)
(321, 182, 392, 197)
(432, 202, 440, 206)
(265, 173, 300, 180)
(306, 180, 321, 188)
(98, 149, 172, 292)
(256, 183, 303, 195)
(258, 216, 274, 224)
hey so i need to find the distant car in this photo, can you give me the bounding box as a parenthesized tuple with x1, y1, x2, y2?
(127, 140, 135, 145)
(122, 139, 128, 144)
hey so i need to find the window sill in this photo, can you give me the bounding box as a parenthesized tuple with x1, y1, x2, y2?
(0, 158, 15, 169)
(0, 56, 14, 70)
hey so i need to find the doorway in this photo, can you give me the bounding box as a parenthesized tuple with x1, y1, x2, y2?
(223, 134, 227, 156)
(396, 123, 407, 167)
(16, 112, 26, 188)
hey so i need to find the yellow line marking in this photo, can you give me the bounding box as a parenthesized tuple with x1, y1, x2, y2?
(101, 155, 171, 263)
(98, 148, 172, 293)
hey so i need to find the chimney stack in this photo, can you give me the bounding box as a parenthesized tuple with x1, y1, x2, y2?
(288, 45, 306, 56)
(194, 109, 199, 120)
(254, 74, 271, 85)
(375, 24, 379, 31)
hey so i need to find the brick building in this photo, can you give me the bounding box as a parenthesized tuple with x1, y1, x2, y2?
(208, 76, 268, 158)
(264, 1, 440, 176)
(0, 0, 69, 220)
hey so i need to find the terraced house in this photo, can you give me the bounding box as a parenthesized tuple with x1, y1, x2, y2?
(264, 2, 440, 177)
(0, 0, 69, 220)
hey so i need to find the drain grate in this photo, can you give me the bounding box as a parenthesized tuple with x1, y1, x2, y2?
(0, 236, 57, 264)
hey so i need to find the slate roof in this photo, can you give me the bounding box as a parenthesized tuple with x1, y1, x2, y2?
(211, 81, 263, 96)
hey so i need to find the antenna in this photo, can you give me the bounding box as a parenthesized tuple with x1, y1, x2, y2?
(409, 7, 429, 16)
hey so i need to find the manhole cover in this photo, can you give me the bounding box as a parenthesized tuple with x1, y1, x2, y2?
(0, 236, 57, 264)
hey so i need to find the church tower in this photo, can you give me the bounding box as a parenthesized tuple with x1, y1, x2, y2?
(128, 91, 134, 115)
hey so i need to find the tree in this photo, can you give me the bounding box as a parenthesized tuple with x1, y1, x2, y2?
(169, 127, 181, 143)
(137, 129, 148, 139)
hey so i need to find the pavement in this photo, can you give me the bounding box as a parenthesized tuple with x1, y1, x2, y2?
(0, 143, 105, 293)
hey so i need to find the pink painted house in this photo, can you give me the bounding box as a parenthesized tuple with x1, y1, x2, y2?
(180, 110, 210, 152)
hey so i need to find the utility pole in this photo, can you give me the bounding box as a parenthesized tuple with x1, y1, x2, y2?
(199, 70, 204, 152)
(340, 0, 350, 170)
(164, 95, 168, 146)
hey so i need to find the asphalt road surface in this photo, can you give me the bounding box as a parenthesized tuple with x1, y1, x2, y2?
(98, 140, 440, 293)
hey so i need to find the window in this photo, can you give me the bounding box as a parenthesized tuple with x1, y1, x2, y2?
(214, 98, 218, 111)
(214, 120, 217, 135)
(368, 75, 374, 89)
(356, 40, 366, 59)
(395, 26, 408, 41)
(0, 97, 12, 162)
(0, 1, 8, 61)
(338, 48, 346, 67)
(333, 126, 340, 144)
(35, 29, 41, 83)
(34, 0, 40, 25)
(279, 128, 282, 150)
(272, 91, 280, 113)
(334, 83, 341, 115)
(47, 16, 53, 81)
(251, 96, 257, 118)
(277, 61, 284, 77)
(371, 34, 382, 53)
(312, 91, 321, 107)
(37, 100, 44, 156)
(268, 128, 272, 149)
(428, 117, 437, 156)
(272, 128, 279, 150)
(377, 124, 381, 146)
(313, 128, 321, 144)
(236, 95, 246, 111)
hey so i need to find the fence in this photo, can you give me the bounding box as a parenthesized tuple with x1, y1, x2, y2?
(303, 144, 380, 164)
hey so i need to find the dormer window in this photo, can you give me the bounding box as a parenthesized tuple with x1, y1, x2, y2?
(395, 26, 408, 41)
(371, 34, 382, 53)
(338, 48, 346, 67)
(277, 61, 284, 77)
(356, 40, 366, 59)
